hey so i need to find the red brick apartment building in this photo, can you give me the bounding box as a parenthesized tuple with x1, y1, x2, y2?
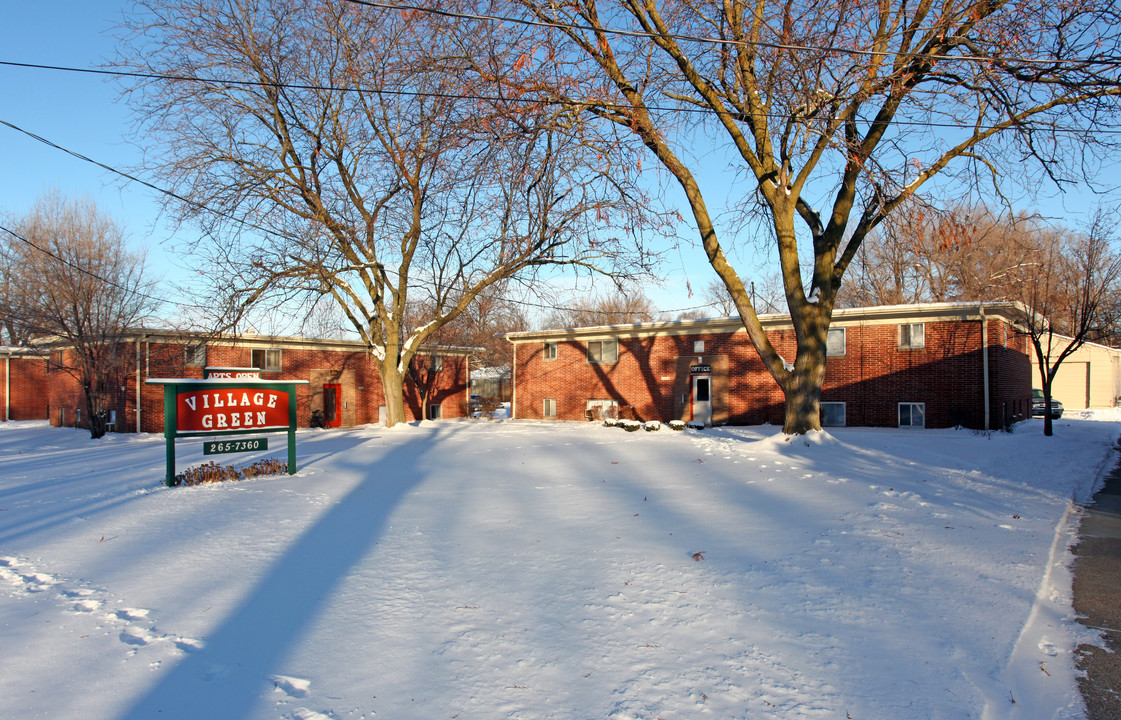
(507, 302, 1033, 430)
(1, 347, 48, 422)
(38, 330, 472, 433)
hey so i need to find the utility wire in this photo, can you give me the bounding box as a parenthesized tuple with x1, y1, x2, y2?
(0, 119, 716, 318)
(343, 0, 1121, 68)
(2, 59, 1115, 136)
(0, 222, 176, 309)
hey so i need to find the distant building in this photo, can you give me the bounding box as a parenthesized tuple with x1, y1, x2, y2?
(37, 329, 473, 433)
(1030, 338, 1121, 409)
(507, 302, 1032, 430)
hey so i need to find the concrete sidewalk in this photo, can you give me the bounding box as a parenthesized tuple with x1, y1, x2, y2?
(1073, 446, 1121, 719)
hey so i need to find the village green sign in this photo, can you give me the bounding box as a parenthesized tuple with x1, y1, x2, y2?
(145, 373, 308, 486)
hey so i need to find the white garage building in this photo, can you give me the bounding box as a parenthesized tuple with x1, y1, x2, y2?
(1032, 338, 1121, 409)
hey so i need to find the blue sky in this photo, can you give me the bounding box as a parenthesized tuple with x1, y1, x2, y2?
(0, 1, 747, 324)
(2, 2, 1116, 328)
(1, 2, 192, 304)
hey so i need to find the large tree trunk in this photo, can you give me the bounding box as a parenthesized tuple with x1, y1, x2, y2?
(781, 307, 829, 435)
(379, 358, 408, 428)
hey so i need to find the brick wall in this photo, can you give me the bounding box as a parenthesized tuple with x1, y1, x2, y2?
(514, 314, 1032, 430)
(1, 355, 48, 421)
(47, 338, 469, 433)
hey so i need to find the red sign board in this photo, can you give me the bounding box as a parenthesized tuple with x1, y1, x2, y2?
(175, 387, 290, 432)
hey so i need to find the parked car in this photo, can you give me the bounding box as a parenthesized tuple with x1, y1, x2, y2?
(1032, 389, 1063, 419)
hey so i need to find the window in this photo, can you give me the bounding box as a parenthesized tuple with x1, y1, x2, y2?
(544, 342, 558, 360)
(586, 398, 618, 420)
(432, 355, 443, 371)
(429, 404, 443, 420)
(587, 339, 618, 363)
(543, 398, 557, 417)
(899, 402, 926, 428)
(899, 323, 925, 349)
(694, 340, 705, 353)
(821, 402, 846, 427)
(185, 344, 207, 366)
(695, 377, 710, 402)
(251, 348, 282, 372)
(826, 327, 846, 357)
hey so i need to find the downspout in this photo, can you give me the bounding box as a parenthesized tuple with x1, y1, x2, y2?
(511, 342, 517, 420)
(135, 337, 143, 433)
(4, 351, 10, 422)
(981, 307, 990, 430)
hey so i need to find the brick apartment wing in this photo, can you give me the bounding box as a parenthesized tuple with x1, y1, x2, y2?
(38, 329, 479, 433)
(506, 301, 1033, 430)
(1, 346, 48, 422)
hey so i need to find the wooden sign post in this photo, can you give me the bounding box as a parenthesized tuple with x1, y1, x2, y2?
(146, 374, 308, 486)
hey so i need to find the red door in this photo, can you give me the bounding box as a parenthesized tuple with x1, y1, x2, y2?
(324, 384, 342, 428)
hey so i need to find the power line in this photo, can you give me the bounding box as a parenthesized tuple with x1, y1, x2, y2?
(0, 119, 716, 319)
(343, 0, 1121, 69)
(3, 59, 1116, 136)
(0, 222, 177, 309)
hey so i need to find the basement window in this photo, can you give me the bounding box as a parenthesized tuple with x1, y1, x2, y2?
(543, 398, 557, 417)
(898, 402, 926, 428)
(821, 402, 846, 427)
(429, 404, 443, 420)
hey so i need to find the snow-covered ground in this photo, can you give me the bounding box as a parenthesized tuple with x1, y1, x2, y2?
(1, 413, 1117, 720)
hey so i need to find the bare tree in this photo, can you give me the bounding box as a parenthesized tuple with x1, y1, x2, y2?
(841, 204, 1043, 307)
(542, 290, 660, 328)
(506, 0, 1121, 433)
(702, 274, 783, 316)
(117, 0, 653, 426)
(1019, 212, 1121, 436)
(0, 191, 159, 438)
(0, 237, 34, 346)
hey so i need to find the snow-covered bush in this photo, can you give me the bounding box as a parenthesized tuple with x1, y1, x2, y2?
(644, 421, 661, 432)
(669, 420, 686, 431)
(620, 419, 642, 432)
(686, 421, 705, 430)
(603, 417, 618, 427)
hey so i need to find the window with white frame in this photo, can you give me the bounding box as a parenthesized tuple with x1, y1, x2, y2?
(694, 340, 705, 353)
(543, 398, 557, 417)
(429, 404, 443, 420)
(899, 323, 925, 349)
(543, 342, 558, 360)
(826, 327, 846, 356)
(587, 339, 618, 363)
(898, 402, 925, 428)
(431, 355, 443, 371)
(821, 402, 846, 427)
(185, 343, 207, 366)
(251, 348, 282, 372)
(586, 398, 618, 420)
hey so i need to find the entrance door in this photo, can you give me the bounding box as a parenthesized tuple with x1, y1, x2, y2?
(324, 383, 342, 428)
(691, 374, 712, 426)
